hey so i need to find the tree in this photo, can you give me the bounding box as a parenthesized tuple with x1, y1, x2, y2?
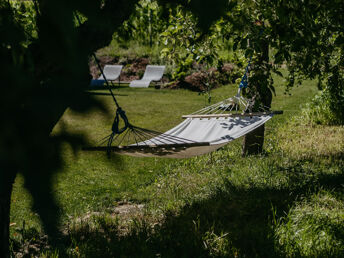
(221, 0, 344, 154)
(0, 0, 229, 256)
(116, 0, 167, 47)
(160, 6, 221, 82)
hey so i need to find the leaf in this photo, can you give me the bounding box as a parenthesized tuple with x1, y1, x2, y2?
(232, 35, 241, 49)
(161, 47, 170, 54)
(270, 85, 276, 96)
(335, 35, 344, 46)
(244, 48, 254, 58)
(274, 50, 284, 64)
(273, 70, 283, 77)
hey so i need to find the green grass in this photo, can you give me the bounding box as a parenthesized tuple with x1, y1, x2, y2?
(275, 190, 344, 257)
(10, 75, 344, 257)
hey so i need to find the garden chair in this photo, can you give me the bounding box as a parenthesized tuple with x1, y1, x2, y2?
(129, 65, 165, 88)
(98, 65, 123, 81)
(90, 64, 123, 88)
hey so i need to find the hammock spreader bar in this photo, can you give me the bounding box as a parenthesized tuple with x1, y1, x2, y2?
(83, 141, 210, 152)
(182, 110, 283, 119)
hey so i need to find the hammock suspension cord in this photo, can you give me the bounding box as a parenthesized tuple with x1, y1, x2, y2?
(75, 13, 200, 155)
(88, 54, 271, 155)
(75, 14, 130, 143)
(77, 22, 283, 157)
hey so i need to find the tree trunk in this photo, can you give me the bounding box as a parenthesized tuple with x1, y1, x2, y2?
(0, 169, 17, 258)
(242, 124, 265, 155)
(242, 29, 271, 156)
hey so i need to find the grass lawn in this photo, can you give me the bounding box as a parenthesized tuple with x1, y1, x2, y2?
(10, 75, 344, 257)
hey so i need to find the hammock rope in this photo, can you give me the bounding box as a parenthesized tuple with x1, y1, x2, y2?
(82, 55, 281, 158)
(76, 13, 136, 151)
(72, 32, 205, 156)
(77, 16, 282, 158)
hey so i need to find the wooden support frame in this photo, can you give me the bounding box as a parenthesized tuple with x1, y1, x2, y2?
(182, 110, 283, 119)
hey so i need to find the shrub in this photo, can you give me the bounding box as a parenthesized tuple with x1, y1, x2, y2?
(182, 64, 240, 92)
(303, 87, 344, 126)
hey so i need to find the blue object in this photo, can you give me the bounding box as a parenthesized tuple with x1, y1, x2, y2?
(239, 73, 248, 89)
(90, 79, 105, 87)
(238, 58, 252, 89)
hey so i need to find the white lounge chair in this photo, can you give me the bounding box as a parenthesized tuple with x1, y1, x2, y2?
(129, 65, 165, 88)
(98, 65, 123, 81)
(90, 64, 123, 88)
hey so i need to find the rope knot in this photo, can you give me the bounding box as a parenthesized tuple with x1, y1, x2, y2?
(112, 107, 129, 135)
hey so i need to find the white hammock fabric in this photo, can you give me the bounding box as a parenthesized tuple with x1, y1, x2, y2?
(109, 114, 273, 158)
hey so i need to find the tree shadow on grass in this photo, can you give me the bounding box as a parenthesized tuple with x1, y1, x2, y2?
(64, 154, 344, 257)
(13, 155, 344, 257)
(63, 185, 283, 257)
(85, 91, 128, 97)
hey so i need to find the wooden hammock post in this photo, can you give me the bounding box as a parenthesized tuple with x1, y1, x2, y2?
(242, 123, 266, 155)
(242, 25, 272, 156)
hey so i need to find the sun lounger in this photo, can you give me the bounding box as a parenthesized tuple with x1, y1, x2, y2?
(90, 64, 123, 88)
(129, 65, 165, 88)
(98, 65, 123, 81)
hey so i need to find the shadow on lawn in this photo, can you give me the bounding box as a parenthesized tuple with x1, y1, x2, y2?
(63, 156, 344, 257)
(85, 91, 128, 97)
(11, 154, 344, 257)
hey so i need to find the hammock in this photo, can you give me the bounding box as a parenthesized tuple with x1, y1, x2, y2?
(83, 81, 283, 158)
(81, 32, 281, 158)
(77, 13, 281, 158)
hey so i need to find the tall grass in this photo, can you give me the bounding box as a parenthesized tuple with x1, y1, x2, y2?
(275, 191, 344, 257)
